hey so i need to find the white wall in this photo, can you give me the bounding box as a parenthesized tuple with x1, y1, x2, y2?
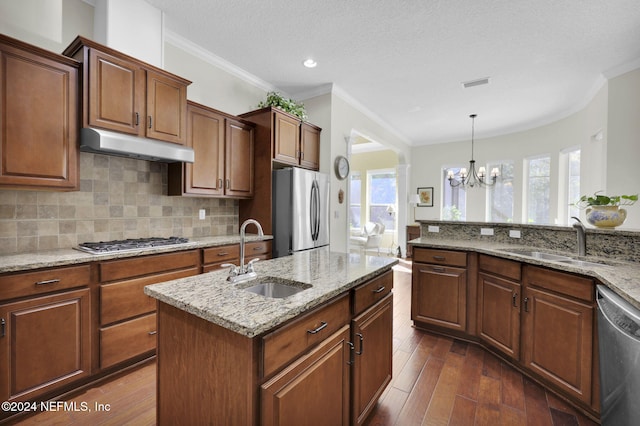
(409, 81, 630, 227)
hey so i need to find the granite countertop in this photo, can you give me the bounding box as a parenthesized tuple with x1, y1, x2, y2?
(144, 248, 398, 338)
(0, 234, 272, 273)
(410, 237, 640, 310)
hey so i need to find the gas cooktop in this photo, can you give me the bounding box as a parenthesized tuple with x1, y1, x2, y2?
(76, 237, 190, 254)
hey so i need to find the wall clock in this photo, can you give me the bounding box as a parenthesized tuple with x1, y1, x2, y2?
(334, 155, 350, 180)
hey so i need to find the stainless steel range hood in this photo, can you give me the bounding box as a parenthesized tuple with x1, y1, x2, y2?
(80, 128, 194, 163)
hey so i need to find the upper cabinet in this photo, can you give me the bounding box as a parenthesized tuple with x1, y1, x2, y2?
(241, 107, 321, 171)
(63, 36, 190, 145)
(168, 101, 254, 198)
(0, 34, 80, 191)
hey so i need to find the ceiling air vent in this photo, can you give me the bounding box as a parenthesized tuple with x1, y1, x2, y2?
(462, 77, 490, 88)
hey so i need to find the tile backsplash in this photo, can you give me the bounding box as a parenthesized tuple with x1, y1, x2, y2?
(0, 153, 238, 255)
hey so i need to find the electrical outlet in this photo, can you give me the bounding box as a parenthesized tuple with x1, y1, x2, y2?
(199, 209, 206, 220)
(480, 228, 494, 236)
(509, 230, 521, 238)
(428, 225, 439, 233)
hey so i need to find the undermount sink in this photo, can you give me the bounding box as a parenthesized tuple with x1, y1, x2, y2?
(499, 248, 609, 268)
(239, 277, 312, 299)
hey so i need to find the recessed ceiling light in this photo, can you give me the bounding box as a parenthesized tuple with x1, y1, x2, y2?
(303, 58, 317, 68)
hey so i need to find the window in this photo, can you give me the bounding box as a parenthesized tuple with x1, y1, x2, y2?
(487, 161, 514, 222)
(442, 167, 466, 221)
(566, 148, 581, 223)
(349, 172, 361, 229)
(368, 169, 396, 230)
(525, 155, 551, 224)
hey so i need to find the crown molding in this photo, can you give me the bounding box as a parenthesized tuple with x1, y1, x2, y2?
(163, 29, 277, 93)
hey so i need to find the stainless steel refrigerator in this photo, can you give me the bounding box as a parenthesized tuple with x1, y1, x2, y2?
(272, 167, 330, 257)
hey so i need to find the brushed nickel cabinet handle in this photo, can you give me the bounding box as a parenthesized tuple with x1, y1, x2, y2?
(148, 331, 157, 336)
(433, 255, 446, 261)
(512, 292, 518, 307)
(35, 279, 60, 286)
(355, 333, 364, 355)
(372, 286, 386, 294)
(524, 297, 529, 312)
(148, 116, 152, 129)
(307, 321, 328, 334)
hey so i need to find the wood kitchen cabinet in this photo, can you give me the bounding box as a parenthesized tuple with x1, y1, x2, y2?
(63, 36, 189, 145)
(411, 248, 467, 332)
(156, 270, 393, 425)
(201, 241, 272, 273)
(239, 107, 322, 234)
(477, 254, 522, 360)
(0, 264, 91, 408)
(0, 34, 79, 191)
(168, 101, 254, 198)
(261, 326, 351, 426)
(351, 292, 393, 425)
(97, 250, 199, 369)
(406, 225, 420, 258)
(521, 265, 595, 406)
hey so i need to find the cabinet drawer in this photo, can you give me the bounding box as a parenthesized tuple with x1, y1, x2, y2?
(203, 244, 240, 265)
(100, 313, 157, 369)
(352, 270, 393, 315)
(245, 240, 272, 258)
(524, 265, 593, 302)
(100, 250, 199, 282)
(479, 254, 521, 281)
(100, 268, 197, 325)
(413, 248, 467, 267)
(262, 293, 350, 378)
(0, 264, 91, 301)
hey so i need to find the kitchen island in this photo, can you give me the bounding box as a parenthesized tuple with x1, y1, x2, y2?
(144, 248, 397, 425)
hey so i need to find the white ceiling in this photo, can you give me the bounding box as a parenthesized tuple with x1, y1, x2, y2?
(145, 0, 640, 146)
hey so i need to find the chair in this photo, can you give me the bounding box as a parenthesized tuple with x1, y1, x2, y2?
(350, 222, 385, 254)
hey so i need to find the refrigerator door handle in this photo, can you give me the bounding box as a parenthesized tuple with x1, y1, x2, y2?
(311, 180, 320, 241)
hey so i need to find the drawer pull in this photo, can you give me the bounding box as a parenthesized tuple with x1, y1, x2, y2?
(35, 279, 60, 286)
(512, 292, 518, 307)
(307, 321, 328, 334)
(355, 332, 364, 355)
(217, 252, 229, 256)
(1, 318, 5, 338)
(433, 255, 446, 261)
(148, 331, 157, 336)
(253, 246, 263, 251)
(432, 267, 445, 273)
(372, 286, 386, 294)
(524, 297, 529, 312)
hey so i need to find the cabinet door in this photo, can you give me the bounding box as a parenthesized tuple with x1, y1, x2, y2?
(146, 70, 187, 145)
(88, 49, 145, 135)
(273, 112, 300, 165)
(261, 325, 350, 426)
(0, 42, 79, 190)
(225, 118, 254, 198)
(300, 122, 320, 170)
(181, 103, 225, 196)
(0, 288, 91, 403)
(351, 294, 393, 426)
(411, 263, 467, 331)
(521, 286, 594, 404)
(477, 272, 521, 360)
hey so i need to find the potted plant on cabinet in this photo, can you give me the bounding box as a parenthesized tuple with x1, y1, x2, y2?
(257, 92, 308, 120)
(574, 192, 638, 228)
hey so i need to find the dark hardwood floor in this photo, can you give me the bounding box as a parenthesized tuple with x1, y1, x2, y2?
(11, 259, 599, 426)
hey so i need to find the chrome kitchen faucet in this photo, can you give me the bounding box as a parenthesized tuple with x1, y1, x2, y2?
(571, 216, 587, 256)
(222, 219, 264, 283)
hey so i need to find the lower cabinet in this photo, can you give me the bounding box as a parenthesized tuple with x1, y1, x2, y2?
(411, 248, 467, 332)
(261, 325, 351, 426)
(98, 250, 199, 369)
(0, 288, 91, 404)
(477, 255, 522, 360)
(351, 293, 393, 425)
(521, 265, 595, 406)
(155, 270, 394, 425)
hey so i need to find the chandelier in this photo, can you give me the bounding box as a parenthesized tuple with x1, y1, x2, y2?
(448, 114, 499, 188)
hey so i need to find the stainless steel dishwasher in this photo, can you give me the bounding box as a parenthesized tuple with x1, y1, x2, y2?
(596, 285, 640, 426)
